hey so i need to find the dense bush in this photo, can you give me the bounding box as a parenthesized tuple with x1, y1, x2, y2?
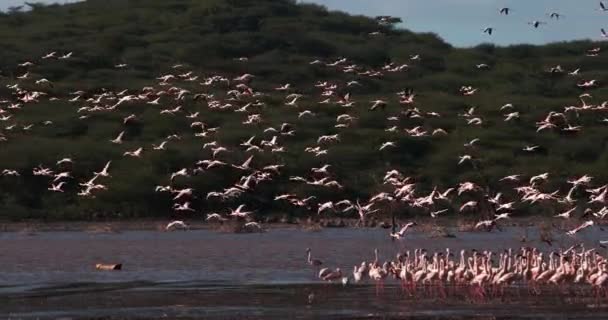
(0, 0, 606, 221)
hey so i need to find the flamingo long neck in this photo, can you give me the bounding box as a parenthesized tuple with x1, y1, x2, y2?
(516, 258, 522, 274)
(459, 251, 465, 268)
(498, 254, 504, 272)
(483, 257, 489, 275)
(473, 254, 479, 274)
(307, 251, 312, 264)
(487, 253, 493, 271)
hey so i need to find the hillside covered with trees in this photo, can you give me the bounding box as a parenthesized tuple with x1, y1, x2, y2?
(0, 0, 607, 221)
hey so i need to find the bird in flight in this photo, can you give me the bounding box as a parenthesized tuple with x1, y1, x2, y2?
(528, 21, 546, 28)
(389, 222, 417, 239)
(548, 12, 563, 20)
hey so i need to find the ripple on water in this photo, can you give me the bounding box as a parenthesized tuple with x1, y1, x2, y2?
(2, 227, 608, 318)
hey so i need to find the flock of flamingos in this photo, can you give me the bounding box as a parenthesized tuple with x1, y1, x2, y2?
(3, 2, 608, 300)
(307, 245, 608, 300)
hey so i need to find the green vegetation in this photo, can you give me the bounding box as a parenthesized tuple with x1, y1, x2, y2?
(0, 0, 607, 220)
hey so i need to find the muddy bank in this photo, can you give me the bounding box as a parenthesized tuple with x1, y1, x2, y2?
(0, 216, 590, 233)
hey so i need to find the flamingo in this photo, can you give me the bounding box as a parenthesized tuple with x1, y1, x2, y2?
(48, 182, 66, 192)
(369, 100, 387, 110)
(206, 213, 227, 222)
(230, 204, 254, 218)
(166, 220, 189, 231)
(94, 161, 111, 177)
(390, 222, 417, 239)
(173, 202, 195, 212)
(566, 220, 594, 236)
(110, 131, 125, 144)
(123, 147, 143, 157)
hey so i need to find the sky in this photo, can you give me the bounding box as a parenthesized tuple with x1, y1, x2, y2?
(304, 0, 606, 47)
(0, 0, 78, 10)
(1, 0, 606, 47)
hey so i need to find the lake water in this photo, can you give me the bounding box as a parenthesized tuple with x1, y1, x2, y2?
(2, 226, 608, 319)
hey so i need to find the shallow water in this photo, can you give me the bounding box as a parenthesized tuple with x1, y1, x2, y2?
(1, 227, 607, 319)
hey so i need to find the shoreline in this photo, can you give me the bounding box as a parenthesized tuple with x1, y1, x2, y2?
(0, 216, 582, 233)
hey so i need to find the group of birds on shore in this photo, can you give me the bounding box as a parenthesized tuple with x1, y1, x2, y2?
(308, 245, 608, 299)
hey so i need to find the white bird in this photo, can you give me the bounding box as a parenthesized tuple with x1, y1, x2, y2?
(464, 138, 480, 147)
(206, 213, 227, 222)
(230, 204, 254, 218)
(232, 155, 254, 170)
(458, 155, 473, 165)
(172, 188, 193, 201)
(475, 219, 496, 230)
(529, 172, 549, 185)
(123, 147, 143, 158)
(53, 171, 72, 182)
(153, 141, 168, 150)
(389, 222, 417, 239)
(170, 168, 189, 181)
(504, 112, 519, 122)
(369, 100, 387, 110)
(166, 220, 189, 231)
(56, 158, 73, 165)
(244, 222, 263, 230)
(566, 220, 594, 236)
(312, 164, 331, 175)
(173, 202, 195, 212)
(555, 207, 576, 219)
(494, 212, 511, 221)
(317, 201, 335, 214)
(500, 174, 521, 182)
(430, 209, 449, 218)
(379, 141, 396, 150)
(110, 131, 125, 144)
(59, 52, 73, 59)
(42, 52, 57, 59)
(459, 201, 478, 212)
(94, 161, 112, 177)
(48, 182, 66, 192)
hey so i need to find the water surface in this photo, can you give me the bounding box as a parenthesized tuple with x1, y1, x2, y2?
(1, 227, 607, 319)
